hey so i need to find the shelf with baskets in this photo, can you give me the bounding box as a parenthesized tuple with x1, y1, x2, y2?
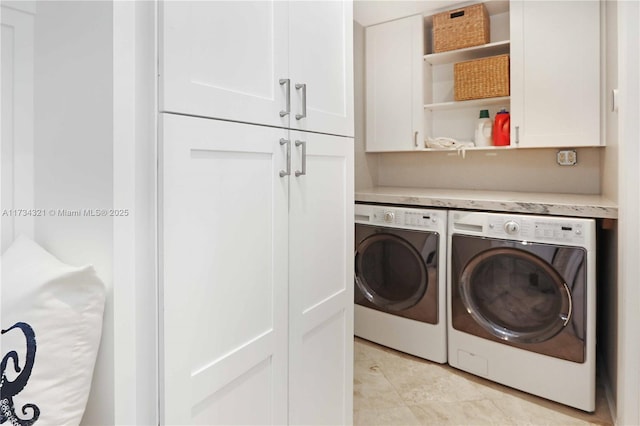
(423, 40, 510, 67)
(423, 40, 510, 111)
(423, 2, 511, 150)
(424, 96, 510, 112)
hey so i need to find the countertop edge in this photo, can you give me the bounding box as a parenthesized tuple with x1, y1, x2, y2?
(355, 187, 618, 219)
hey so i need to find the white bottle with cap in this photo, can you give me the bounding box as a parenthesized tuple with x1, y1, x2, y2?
(474, 109, 493, 147)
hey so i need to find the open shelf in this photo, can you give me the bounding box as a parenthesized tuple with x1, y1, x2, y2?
(424, 40, 510, 66)
(422, 144, 516, 152)
(424, 96, 510, 111)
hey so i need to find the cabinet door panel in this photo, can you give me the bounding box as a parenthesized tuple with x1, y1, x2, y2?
(510, 0, 600, 147)
(289, 1, 354, 137)
(365, 15, 423, 152)
(160, 114, 288, 425)
(160, 1, 288, 128)
(288, 131, 354, 425)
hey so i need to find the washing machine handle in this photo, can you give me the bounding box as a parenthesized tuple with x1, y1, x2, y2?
(561, 282, 572, 326)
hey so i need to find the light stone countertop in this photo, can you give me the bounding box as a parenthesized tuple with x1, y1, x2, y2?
(355, 187, 618, 219)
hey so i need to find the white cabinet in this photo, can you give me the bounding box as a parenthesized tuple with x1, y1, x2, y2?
(510, 0, 601, 148)
(160, 114, 289, 425)
(364, 0, 602, 151)
(365, 15, 424, 152)
(289, 1, 354, 137)
(160, 0, 353, 137)
(159, 1, 288, 129)
(159, 115, 354, 425)
(288, 131, 354, 425)
(159, 3, 354, 423)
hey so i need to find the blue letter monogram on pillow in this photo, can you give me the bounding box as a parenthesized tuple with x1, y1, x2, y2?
(1, 322, 39, 425)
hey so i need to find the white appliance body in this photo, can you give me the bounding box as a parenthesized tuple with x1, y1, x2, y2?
(447, 210, 596, 412)
(354, 204, 447, 363)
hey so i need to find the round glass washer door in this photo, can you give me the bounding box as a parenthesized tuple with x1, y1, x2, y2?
(459, 247, 572, 344)
(355, 233, 428, 311)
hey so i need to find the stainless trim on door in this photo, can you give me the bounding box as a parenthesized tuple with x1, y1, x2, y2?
(279, 79, 290, 117)
(561, 282, 573, 326)
(295, 140, 306, 177)
(295, 83, 307, 120)
(279, 138, 290, 177)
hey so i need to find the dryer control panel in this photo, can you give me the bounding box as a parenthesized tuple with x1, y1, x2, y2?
(487, 217, 586, 244)
(372, 209, 440, 229)
(355, 205, 444, 232)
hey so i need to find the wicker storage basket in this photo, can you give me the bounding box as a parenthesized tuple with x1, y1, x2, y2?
(433, 3, 490, 53)
(454, 54, 510, 101)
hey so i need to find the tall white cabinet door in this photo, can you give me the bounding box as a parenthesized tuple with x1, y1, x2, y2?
(160, 1, 289, 128)
(160, 114, 289, 425)
(510, 0, 601, 148)
(365, 15, 424, 152)
(288, 131, 354, 425)
(289, 1, 354, 137)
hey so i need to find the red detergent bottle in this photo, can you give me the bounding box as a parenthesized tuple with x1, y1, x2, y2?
(493, 108, 510, 146)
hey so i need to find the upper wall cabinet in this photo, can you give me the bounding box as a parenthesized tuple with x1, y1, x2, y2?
(510, 0, 601, 148)
(159, 1, 354, 138)
(288, 1, 354, 137)
(365, 15, 424, 152)
(364, 0, 602, 152)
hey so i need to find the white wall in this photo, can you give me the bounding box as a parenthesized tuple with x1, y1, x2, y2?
(601, 0, 619, 204)
(9, 3, 158, 424)
(354, 21, 378, 189)
(33, 1, 114, 423)
(1, 2, 35, 250)
(599, 0, 619, 418)
(373, 148, 601, 194)
(112, 1, 158, 423)
(615, 0, 640, 424)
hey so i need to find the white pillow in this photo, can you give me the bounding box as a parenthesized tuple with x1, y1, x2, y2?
(1, 235, 106, 426)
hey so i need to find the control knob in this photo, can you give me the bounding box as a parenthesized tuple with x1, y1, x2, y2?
(504, 220, 520, 235)
(383, 211, 395, 223)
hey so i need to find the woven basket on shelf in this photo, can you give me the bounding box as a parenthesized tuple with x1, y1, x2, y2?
(432, 3, 490, 53)
(454, 54, 510, 101)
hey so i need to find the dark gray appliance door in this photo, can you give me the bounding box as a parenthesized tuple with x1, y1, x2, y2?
(355, 225, 438, 317)
(460, 247, 571, 343)
(451, 234, 587, 362)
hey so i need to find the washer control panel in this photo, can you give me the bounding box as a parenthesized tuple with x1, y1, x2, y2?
(366, 207, 442, 230)
(487, 217, 586, 243)
(503, 220, 520, 235)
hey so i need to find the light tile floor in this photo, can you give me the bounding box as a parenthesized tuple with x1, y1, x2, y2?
(354, 337, 613, 426)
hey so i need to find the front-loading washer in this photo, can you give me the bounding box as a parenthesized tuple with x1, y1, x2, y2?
(354, 204, 446, 363)
(447, 210, 596, 411)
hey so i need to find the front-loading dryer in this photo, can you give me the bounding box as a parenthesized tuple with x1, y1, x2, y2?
(447, 210, 596, 411)
(354, 204, 446, 363)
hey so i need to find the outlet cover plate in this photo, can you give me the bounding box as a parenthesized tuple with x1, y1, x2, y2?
(557, 150, 577, 166)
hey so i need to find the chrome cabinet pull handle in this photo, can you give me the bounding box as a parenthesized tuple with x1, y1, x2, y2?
(279, 79, 290, 117)
(295, 140, 306, 177)
(279, 138, 291, 177)
(295, 83, 307, 120)
(515, 126, 520, 145)
(414, 131, 419, 147)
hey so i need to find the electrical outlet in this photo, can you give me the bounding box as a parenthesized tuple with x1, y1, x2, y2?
(557, 150, 577, 166)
